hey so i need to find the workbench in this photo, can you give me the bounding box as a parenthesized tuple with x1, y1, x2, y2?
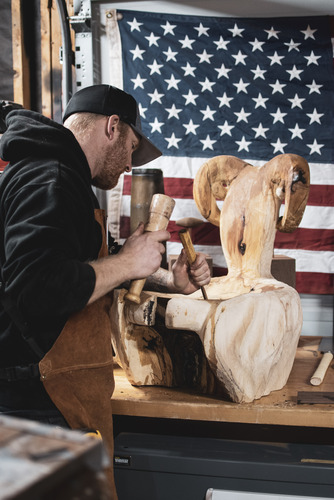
(112, 336, 334, 444)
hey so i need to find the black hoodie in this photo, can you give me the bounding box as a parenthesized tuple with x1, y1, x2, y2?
(0, 109, 102, 412)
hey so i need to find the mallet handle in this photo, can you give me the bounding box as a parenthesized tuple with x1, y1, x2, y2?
(179, 228, 208, 300)
(125, 194, 175, 304)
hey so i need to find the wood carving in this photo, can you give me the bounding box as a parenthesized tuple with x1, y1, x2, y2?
(111, 154, 310, 403)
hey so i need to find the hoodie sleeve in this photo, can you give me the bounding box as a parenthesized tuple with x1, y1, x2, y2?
(1, 162, 100, 329)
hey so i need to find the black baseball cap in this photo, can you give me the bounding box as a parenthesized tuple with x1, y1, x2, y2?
(63, 84, 162, 167)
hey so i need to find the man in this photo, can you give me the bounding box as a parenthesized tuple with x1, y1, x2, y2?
(0, 84, 210, 426)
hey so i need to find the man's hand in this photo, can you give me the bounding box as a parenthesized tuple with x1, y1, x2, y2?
(118, 222, 170, 280)
(170, 249, 211, 295)
(88, 223, 170, 304)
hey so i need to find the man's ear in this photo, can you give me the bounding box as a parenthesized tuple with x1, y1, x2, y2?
(106, 114, 120, 140)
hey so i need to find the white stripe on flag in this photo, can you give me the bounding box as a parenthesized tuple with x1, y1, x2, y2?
(167, 242, 333, 275)
(121, 195, 334, 231)
(130, 156, 334, 185)
(272, 249, 334, 274)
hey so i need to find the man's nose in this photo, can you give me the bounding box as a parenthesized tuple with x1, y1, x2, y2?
(125, 160, 132, 173)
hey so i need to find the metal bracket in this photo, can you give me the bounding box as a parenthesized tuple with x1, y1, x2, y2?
(69, 0, 93, 89)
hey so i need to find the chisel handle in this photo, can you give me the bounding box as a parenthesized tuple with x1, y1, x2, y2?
(179, 228, 208, 300)
(310, 352, 333, 386)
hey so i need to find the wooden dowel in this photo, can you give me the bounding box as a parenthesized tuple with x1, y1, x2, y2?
(310, 352, 333, 386)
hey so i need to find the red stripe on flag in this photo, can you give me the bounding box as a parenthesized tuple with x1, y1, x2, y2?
(212, 267, 228, 277)
(169, 221, 220, 246)
(275, 228, 334, 252)
(164, 178, 194, 199)
(120, 216, 130, 239)
(124, 176, 334, 205)
(308, 184, 334, 207)
(295, 272, 333, 295)
(123, 175, 195, 199)
(210, 270, 332, 295)
(0, 159, 8, 172)
(123, 175, 131, 194)
(121, 217, 333, 253)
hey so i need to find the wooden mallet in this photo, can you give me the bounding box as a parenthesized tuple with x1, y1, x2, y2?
(125, 193, 175, 304)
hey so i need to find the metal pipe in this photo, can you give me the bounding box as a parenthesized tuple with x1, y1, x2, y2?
(55, 0, 73, 109)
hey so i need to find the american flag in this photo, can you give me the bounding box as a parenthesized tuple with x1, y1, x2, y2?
(107, 10, 334, 295)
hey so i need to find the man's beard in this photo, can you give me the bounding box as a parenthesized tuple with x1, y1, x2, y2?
(92, 133, 128, 190)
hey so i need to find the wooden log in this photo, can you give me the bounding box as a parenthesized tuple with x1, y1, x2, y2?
(111, 289, 222, 394)
(166, 280, 302, 403)
(111, 289, 174, 387)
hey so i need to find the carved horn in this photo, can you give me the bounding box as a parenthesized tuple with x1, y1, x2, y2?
(273, 154, 310, 233)
(193, 155, 249, 226)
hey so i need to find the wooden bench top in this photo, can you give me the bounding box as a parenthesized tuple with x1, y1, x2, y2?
(112, 336, 334, 429)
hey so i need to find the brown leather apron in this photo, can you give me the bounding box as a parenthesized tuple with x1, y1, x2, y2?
(39, 209, 117, 499)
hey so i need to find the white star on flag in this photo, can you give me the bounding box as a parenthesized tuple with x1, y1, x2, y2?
(269, 80, 286, 94)
(215, 64, 232, 79)
(182, 62, 196, 76)
(252, 123, 269, 138)
(234, 107, 251, 122)
(228, 23, 244, 37)
(200, 106, 216, 120)
(214, 37, 230, 50)
(307, 139, 324, 154)
(145, 32, 160, 46)
(163, 47, 178, 61)
(165, 133, 182, 148)
(165, 74, 181, 90)
(288, 124, 306, 139)
(165, 104, 182, 119)
(236, 136, 251, 151)
(271, 138, 288, 153)
(304, 51, 321, 65)
(161, 21, 176, 35)
(149, 117, 164, 133)
(286, 65, 304, 80)
(307, 108, 324, 124)
(147, 60, 163, 75)
(200, 135, 217, 150)
(270, 107, 287, 123)
(183, 119, 199, 135)
(264, 26, 280, 38)
(195, 23, 210, 37)
(251, 65, 267, 79)
(217, 93, 233, 107)
(182, 90, 199, 105)
(130, 45, 145, 60)
(127, 17, 143, 32)
(179, 35, 195, 49)
(233, 78, 250, 93)
(301, 25, 317, 39)
(148, 89, 164, 103)
(253, 93, 269, 109)
(218, 120, 235, 136)
(306, 80, 323, 94)
(131, 74, 147, 89)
